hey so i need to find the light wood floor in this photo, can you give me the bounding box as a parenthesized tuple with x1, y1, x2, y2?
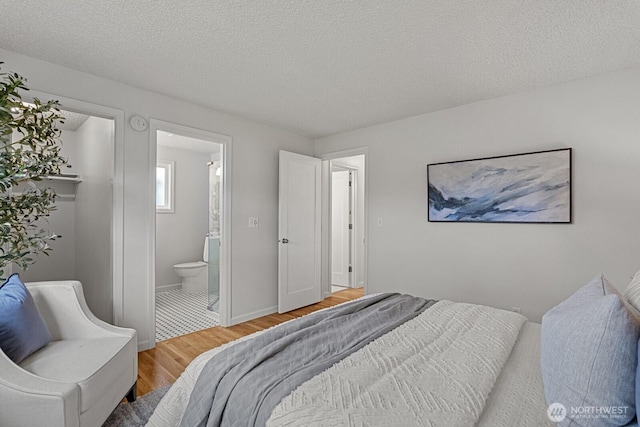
(137, 287, 364, 396)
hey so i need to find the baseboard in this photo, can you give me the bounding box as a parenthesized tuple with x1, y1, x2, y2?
(203, 309, 220, 321)
(156, 283, 182, 293)
(230, 305, 277, 326)
(138, 338, 151, 352)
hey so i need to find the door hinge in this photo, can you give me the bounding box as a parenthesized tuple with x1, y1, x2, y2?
(348, 266, 352, 273)
(348, 224, 353, 230)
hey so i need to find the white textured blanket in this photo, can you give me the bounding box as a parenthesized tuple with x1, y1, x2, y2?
(147, 300, 526, 427)
(267, 300, 526, 427)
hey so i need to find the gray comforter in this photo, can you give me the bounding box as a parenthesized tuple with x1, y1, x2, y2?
(180, 293, 433, 427)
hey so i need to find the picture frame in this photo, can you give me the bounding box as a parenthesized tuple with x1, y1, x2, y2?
(427, 148, 572, 223)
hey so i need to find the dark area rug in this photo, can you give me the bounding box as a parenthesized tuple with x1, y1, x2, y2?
(102, 385, 171, 427)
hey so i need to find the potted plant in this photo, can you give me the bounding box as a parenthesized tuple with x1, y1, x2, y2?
(0, 62, 69, 278)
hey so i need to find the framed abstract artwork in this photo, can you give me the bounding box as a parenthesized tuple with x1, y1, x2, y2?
(427, 148, 572, 223)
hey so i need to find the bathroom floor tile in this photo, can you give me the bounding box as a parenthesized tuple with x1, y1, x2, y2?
(156, 289, 219, 342)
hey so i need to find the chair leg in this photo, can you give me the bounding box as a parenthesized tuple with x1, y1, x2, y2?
(126, 382, 137, 402)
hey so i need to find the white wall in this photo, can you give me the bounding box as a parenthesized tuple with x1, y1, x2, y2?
(1, 48, 314, 349)
(315, 66, 640, 322)
(17, 199, 76, 282)
(74, 116, 114, 323)
(155, 145, 210, 288)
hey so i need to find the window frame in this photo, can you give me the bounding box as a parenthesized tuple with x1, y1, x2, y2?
(156, 159, 175, 213)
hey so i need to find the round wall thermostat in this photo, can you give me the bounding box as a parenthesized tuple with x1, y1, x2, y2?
(130, 115, 148, 132)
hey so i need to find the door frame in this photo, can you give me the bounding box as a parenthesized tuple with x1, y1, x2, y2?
(148, 119, 233, 347)
(319, 147, 368, 298)
(27, 90, 126, 324)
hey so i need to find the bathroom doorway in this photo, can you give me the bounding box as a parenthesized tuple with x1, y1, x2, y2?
(150, 121, 231, 343)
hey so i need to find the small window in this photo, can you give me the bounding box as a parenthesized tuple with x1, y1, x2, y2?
(156, 160, 174, 213)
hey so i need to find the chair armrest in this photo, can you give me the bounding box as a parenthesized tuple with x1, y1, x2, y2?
(0, 349, 80, 427)
(26, 280, 136, 342)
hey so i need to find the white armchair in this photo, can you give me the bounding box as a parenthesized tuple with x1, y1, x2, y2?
(0, 280, 137, 427)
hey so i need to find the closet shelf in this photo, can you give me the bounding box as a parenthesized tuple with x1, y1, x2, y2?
(11, 174, 82, 200)
(43, 174, 82, 183)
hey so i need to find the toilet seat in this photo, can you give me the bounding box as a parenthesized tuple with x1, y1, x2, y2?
(174, 261, 207, 269)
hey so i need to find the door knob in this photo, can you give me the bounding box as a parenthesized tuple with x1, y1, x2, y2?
(279, 238, 289, 244)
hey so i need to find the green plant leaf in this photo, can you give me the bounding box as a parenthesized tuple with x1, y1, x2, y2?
(0, 64, 68, 272)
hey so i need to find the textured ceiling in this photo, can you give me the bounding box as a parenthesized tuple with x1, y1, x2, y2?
(0, 1, 639, 138)
(58, 110, 89, 131)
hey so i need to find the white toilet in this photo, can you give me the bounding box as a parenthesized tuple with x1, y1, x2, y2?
(173, 238, 208, 294)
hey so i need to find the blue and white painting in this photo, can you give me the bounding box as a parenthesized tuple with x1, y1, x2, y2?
(428, 149, 571, 223)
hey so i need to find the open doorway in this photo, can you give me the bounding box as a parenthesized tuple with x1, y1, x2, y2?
(13, 105, 118, 323)
(330, 163, 354, 293)
(149, 120, 231, 345)
(328, 154, 366, 295)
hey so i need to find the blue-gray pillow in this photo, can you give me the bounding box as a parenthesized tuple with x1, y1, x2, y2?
(0, 274, 52, 363)
(637, 337, 640, 425)
(541, 274, 639, 426)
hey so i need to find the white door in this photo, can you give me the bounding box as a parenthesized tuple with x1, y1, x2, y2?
(331, 170, 351, 286)
(278, 151, 322, 313)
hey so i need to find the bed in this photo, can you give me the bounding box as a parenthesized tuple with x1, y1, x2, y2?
(147, 272, 640, 427)
(147, 293, 554, 426)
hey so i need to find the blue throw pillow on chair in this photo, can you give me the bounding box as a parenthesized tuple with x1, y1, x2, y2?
(0, 274, 52, 363)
